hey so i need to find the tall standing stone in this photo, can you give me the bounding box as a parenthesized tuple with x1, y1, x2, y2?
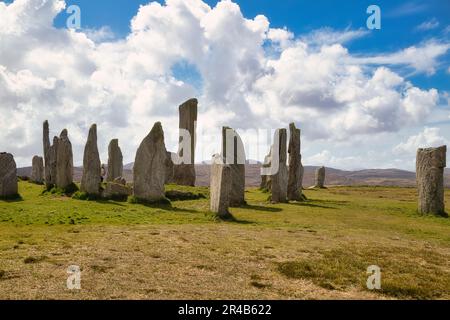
(222, 127, 246, 206)
(287, 123, 304, 201)
(80, 124, 101, 195)
(260, 147, 273, 191)
(43, 121, 54, 188)
(0, 153, 18, 198)
(314, 166, 326, 188)
(270, 129, 288, 203)
(416, 146, 447, 216)
(133, 122, 167, 202)
(173, 98, 198, 186)
(107, 139, 123, 182)
(210, 154, 232, 218)
(31, 156, 44, 184)
(55, 129, 73, 189)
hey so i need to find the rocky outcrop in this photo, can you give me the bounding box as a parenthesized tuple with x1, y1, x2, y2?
(210, 154, 232, 218)
(31, 156, 44, 184)
(103, 181, 131, 200)
(107, 139, 123, 182)
(416, 146, 447, 216)
(0, 153, 18, 198)
(222, 127, 246, 206)
(133, 122, 167, 202)
(80, 124, 101, 195)
(173, 98, 197, 186)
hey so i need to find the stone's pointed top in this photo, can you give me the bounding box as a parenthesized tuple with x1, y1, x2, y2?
(52, 136, 59, 143)
(60, 129, 68, 138)
(44, 120, 49, 126)
(89, 124, 97, 134)
(110, 138, 119, 145)
(149, 122, 164, 141)
(180, 98, 198, 107)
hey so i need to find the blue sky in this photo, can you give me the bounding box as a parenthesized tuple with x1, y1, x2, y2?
(1, 0, 450, 169)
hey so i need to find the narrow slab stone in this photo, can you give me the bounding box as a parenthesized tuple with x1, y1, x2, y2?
(173, 98, 198, 186)
(222, 127, 246, 206)
(31, 156, 44, 184)
(43, 120, 54, 188)
(416, 146, 447, 216)
(107, 139, 123, 182)
(314, 166, 326, 189)
(270, 129, 288, 203)
(55, 129, 74, 189)
(80, 124, 101, 195)
(0, 152, 18, 198)
(210, 154, 232, 218)
(133, 122, 167, 202)
(288, 123, 304, 201)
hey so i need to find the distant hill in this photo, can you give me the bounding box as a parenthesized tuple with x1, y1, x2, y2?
(18, 164, 450, 188)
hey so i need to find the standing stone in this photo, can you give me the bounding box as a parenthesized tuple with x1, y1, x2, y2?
(173, 98, 198, 186)
(43, 120, 54, 188)
(49, 137, 58, 188)
(31, 156, 44, 184)
(165, 151, 175, 184)
(288, 123, 304, 201)
(133, 122, 167, 202)
(416, 146, 447, 216)
(260, 147, 273, 191)
(80, 125, 101, 195)
(270, 129, 288, 203)
(107, 139, 123, 182)
(222, 127, 246, 206)
(314, 166, 326, 188)
(55, 129, 74, 189)
(210, 154, 232, 218)
(0, 153, 18, 198)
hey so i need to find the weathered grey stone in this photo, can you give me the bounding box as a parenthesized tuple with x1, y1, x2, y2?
(0, 153, 18, 198)
(43, 120, 54, 188)
(210, 154, 232, 218)
(31, 156, 44, 184)
(165, 151, 175, 184)
(103, 182, 131, 200)
(114, 177, 127, 185)
(107, 139, 123, 182)
(270, 129, 288, 203)
(260, 147, 272, 190)
(133, 122, 167, 202)
(222, 127, 246, 206)
(416, 146, 447, 216)
(48, 137, 58, 188)
(314, 166, 326, 189)
(288, 123, 304, 201)
(173, 98, 198, 186)
(80, 124, 101, 195)
(55, 129, 73, 189)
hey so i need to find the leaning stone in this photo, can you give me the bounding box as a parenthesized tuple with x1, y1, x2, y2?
(270, 129, 288, 203)
(133, 122, 167, 202)
(0, 153, 18, 198)
(416, 146, 447, 216)
(55, 129, 74, 189)
(287, 123, 305, 201)
(31, 156, 44, 184)
(80, 125, 101, 195)
(210, 154, 232, 219)
(107, 139, 123, 182)
(173, 98, 198, 186)
(222, 127, 246, 206)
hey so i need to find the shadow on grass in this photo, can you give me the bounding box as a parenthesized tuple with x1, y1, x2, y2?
(0, 194, 23, 202)
(241, 204, 282, 213)
(288, 201, 336, 209)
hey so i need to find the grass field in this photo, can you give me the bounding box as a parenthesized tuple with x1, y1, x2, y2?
(0, 181, 449, 300)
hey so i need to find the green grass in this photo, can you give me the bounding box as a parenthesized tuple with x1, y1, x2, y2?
(0, 181, 449, 300)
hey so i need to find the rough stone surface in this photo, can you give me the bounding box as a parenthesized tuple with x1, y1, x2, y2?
(103, 182, 131, 200)
(80, 124, 101, 195)
(114, 177, 127, 185)
(0, 153, 18, 198)
(31, 156, 44, 184)
(43, 121, 54, 187)
(210, 154, 232, 218)
(222, 127, 246, 206)
(165, 151, 175, 184)
(270, 129, 288, 203)
(133, 122, 167, 202)
(173, 98, 198, 186)
(55, 129, 74, 189)
(48, 137, 58, 188)
(314, 166, 326, 188)
(260, 147, 272, 190)
(107, 139, 123, 182)
(288, 123, 304, 201)
(416, 146, 447, 216)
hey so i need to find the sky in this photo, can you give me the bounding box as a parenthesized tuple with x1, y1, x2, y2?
(0, 0, 449, 170)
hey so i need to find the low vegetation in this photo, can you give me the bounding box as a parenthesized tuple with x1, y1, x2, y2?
(0, 182, 449, 299)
